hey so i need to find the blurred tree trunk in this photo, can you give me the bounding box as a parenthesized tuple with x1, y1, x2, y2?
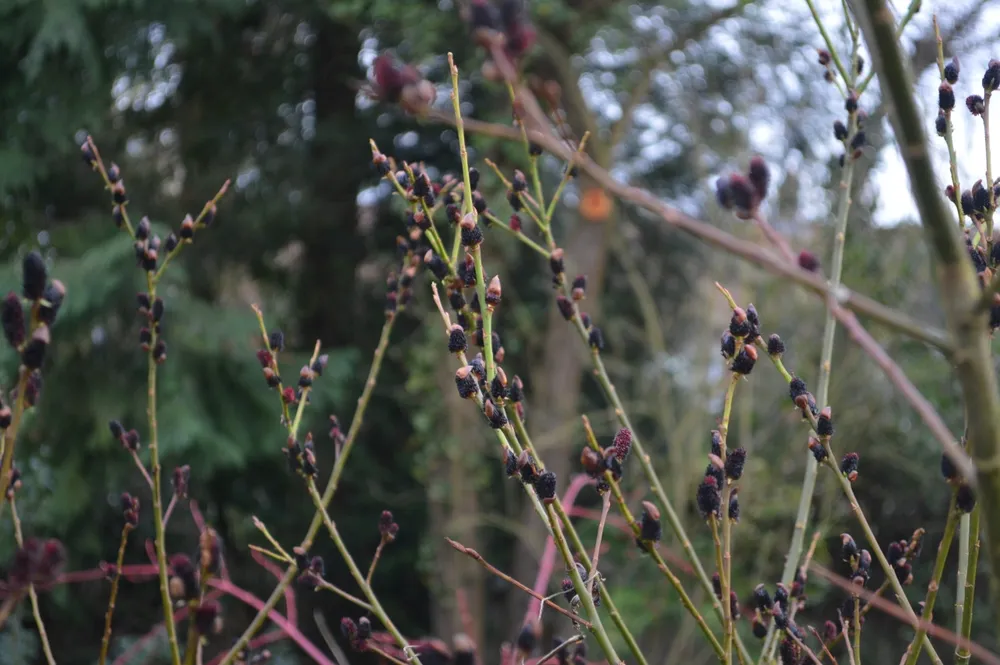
(428, 357, 486, 648)
(301, 16, 367, 346)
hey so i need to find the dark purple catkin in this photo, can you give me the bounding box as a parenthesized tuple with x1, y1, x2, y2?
(944, 56, 960, 84)
(613, 428, 632, 462)
(696, 475, 721, 518)
(1, 292, 25, 348)
(752, 583, 771, 610)
(941, 452, 959, 482)
(840, 452, 859, 482)
(816, 406, 834, 436)
(747, 156, 770, 201)
(21, 325, 49, 369)
(22, 251, 47, 301)
(448, 325, 467, 353)
(725, 448, 747, 480)
(533, 471, 557, 503)
(730, 345, 757, 375)
(957, 483, 977, 512)
(766, 334, 784, 356)
(841, 533, 858, 560)
(639, 501, 661, 542)
(939, 83, 956, 111)
(455, 366, 477, 399)
(720, 331, 736, 358)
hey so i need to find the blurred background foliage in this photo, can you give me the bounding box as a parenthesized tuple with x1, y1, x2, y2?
(1, 0, 999, 663)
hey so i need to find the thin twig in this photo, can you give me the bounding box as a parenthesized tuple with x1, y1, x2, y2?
(130, 450, 153, 490)
(589, 493, 611, 578)
(808, 626, 839, 665)
(444, 538, 590, 627)
(840, 613, 857, 665)
(313, 579, 374, 611)
(903, 495, 959, 665)
(10, 498, 56, 665)
(367, 541, 387, 586)
(369, 644, 410, 665)
(750, 210, 796, 263)
(719, 374, 739, 664)
(536, 635, 584, 665)
(99, 524, 133, 665)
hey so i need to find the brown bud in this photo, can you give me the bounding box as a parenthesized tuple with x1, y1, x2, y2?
(486, 275, 502, 309)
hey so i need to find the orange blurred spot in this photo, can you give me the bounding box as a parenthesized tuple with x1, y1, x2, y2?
(579, 187, 612, 222)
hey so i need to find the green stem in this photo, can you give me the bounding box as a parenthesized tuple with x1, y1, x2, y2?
(955, 511, 969, 639)
(0, 370, 29, 520)
(853, 597, 861, 665)
(983, 93, 995, 253)
(146, 271, 183, 665)
(99, 525, 132, 665)
(720, 375, 738, 665)
(485, 212, 551, 257)
(710, 515, 728, 665)
(956, 503, 981, 665)
(470, 246, 495, 382)
(307, 480, 422, 665)
(902, 495, 958, 665)
(764, 37, 860, 661)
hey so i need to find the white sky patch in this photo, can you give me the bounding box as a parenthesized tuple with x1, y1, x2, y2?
(801, 1, 1000, 226)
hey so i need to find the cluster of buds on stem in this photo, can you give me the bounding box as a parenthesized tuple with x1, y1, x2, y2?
(108, 419, 141, 452)
(715, 157, 770, 219)
(136, 291, 167, 363)
(789, 377, 820, 424)
(578, 428, 630, 492)
(1, 252, 64, 392)
(750, 582, 803, 642)
(120, 492, 140, 527)
(283, 433, 318, 478)
(340, 615, 373, 651)
(379, 509, 400, 543)
(293, 546, 327, 588)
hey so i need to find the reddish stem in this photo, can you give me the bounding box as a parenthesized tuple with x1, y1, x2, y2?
(207, 579, 334, 665)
